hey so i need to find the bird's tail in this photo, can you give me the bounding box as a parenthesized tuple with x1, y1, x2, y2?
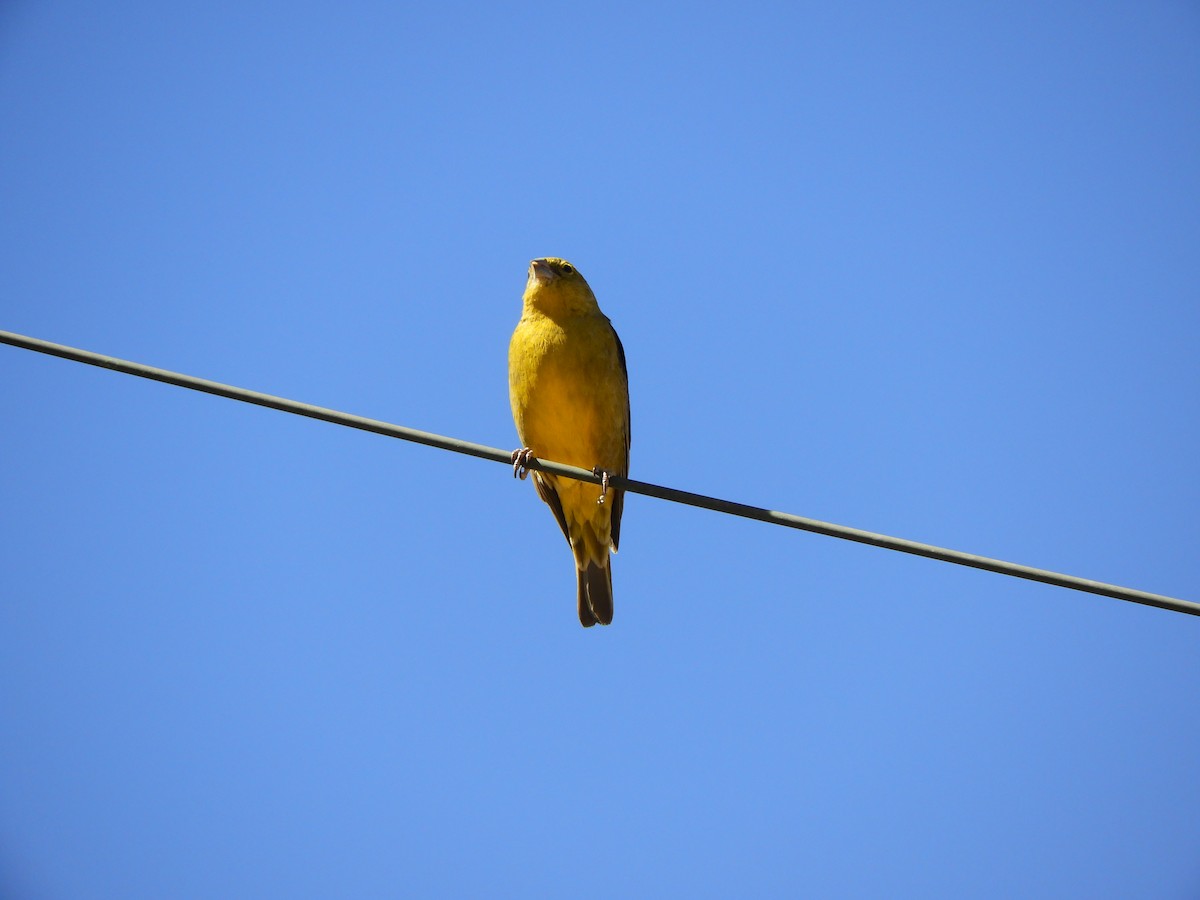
(576, 557, 613, 627)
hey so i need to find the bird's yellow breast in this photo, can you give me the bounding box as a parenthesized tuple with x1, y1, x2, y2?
(508, 310, 627, 474)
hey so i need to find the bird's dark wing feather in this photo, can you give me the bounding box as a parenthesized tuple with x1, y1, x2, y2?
(533, 472, 571, 547)
(609, 321, 630, 552)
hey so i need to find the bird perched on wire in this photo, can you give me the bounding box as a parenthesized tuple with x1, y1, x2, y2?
(509, 257, 630, 627)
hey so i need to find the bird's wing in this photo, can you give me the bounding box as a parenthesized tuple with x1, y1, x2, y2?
(609, 321, 630, 553)
(533, 471, 571, 547)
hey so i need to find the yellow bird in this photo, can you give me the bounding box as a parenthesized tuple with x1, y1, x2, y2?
(509, 258, 630, 627)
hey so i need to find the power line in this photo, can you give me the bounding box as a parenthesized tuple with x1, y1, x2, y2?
(2, 327, 1195, 618)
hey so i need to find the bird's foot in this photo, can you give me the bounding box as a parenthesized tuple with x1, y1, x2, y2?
(593, 467, 610, 505)
(511, 447, 535, 480)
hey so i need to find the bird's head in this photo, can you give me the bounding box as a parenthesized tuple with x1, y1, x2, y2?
(523, 257, 598, 316)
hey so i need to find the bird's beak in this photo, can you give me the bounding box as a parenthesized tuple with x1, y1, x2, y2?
(530, 259, 556, 284)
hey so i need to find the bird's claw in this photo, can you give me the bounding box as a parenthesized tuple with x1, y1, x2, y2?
(593, 467, 610, 505)
(511, 447, 535, 480)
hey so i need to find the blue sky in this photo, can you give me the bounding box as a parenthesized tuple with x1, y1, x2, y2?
(2, 2, 1198, 897)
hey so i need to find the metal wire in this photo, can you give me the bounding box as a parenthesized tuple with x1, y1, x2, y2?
(3, 327, 1195, 617)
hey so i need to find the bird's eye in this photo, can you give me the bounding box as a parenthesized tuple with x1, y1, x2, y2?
(561, 264, 574, 274)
